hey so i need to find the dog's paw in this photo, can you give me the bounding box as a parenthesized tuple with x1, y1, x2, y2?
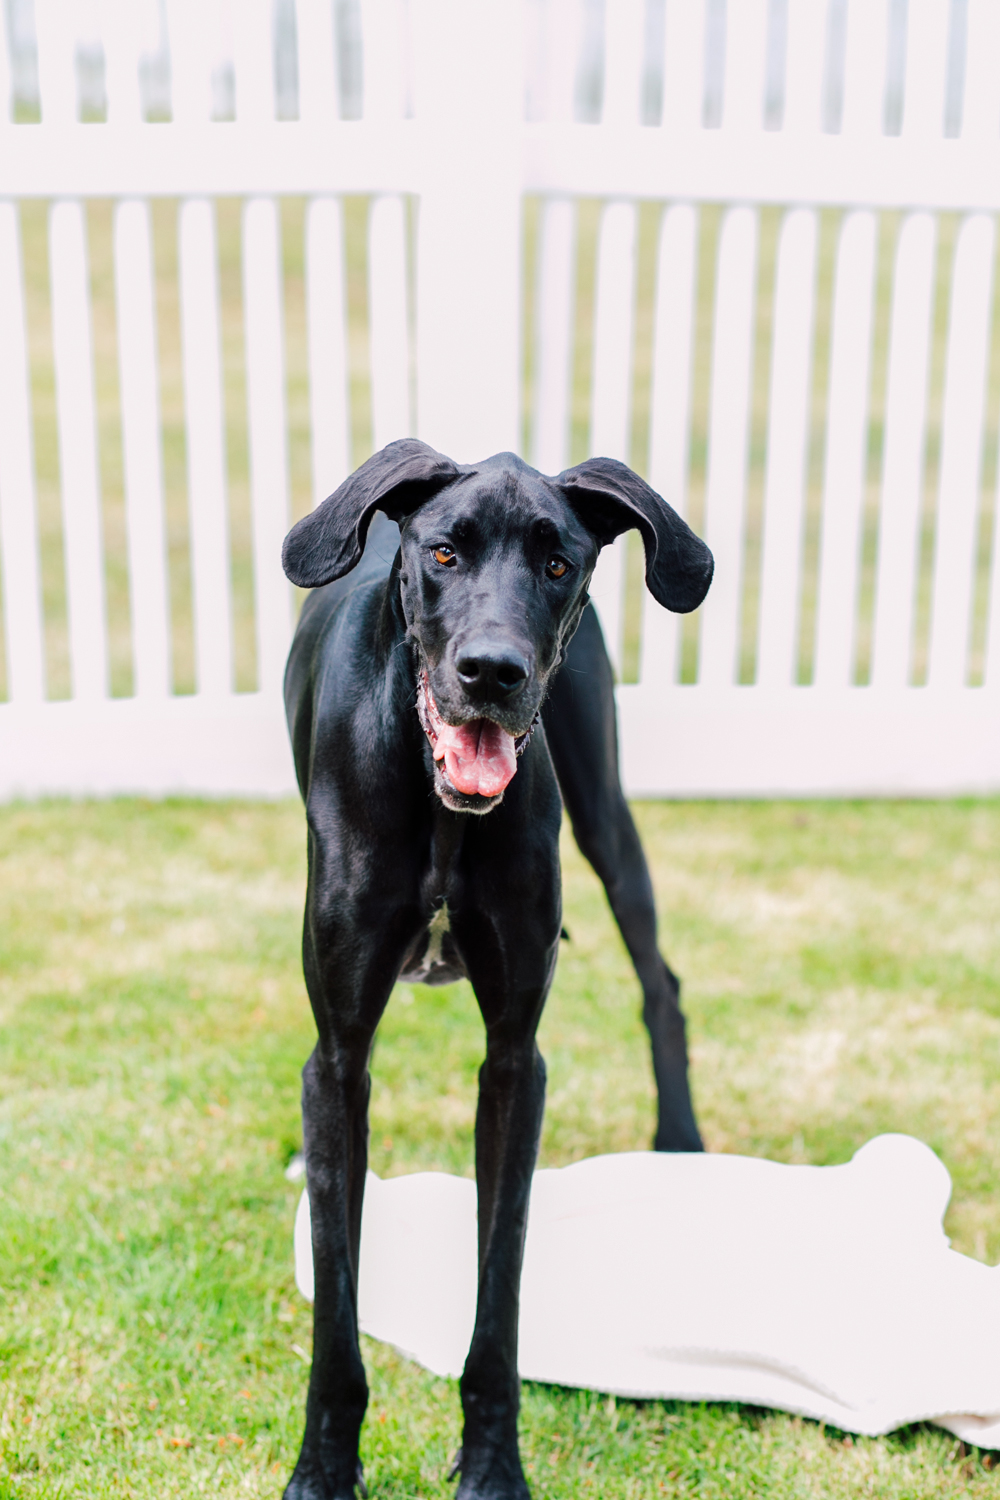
(282, 1479, 349, 1500)
(453, 1448, 531, 1500)
(282, 1458, 367, 1500)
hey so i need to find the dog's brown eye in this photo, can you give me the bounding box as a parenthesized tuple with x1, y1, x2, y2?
(433, 546, 457, 567)
(546, 556, 569, 580)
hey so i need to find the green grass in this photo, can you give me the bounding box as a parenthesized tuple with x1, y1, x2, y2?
(1, 797, 999, 1497)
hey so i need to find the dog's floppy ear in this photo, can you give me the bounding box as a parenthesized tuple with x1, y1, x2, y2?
(282, 438, 463, 588)
(554, 456, 713, 613)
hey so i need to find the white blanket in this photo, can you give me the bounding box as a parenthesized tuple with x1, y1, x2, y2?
(294, 1135, 1000, 1446)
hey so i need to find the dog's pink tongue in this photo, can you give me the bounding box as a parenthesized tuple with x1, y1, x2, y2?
(434, 719, 517, 798)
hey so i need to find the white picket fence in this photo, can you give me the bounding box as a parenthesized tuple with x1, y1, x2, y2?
(1, 0, 1000, 799)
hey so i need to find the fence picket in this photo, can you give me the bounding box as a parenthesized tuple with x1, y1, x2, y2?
(234, 0, 276, 123)
(756, 208, 817, 687)
(163, 0, 214, 123)
(588, 200, 637, 674)
(986, 478, 1000, 689)
(901, 0, 950, 139)
(648, 203, 697, 511)
(101, 0, 144, 123)
(814, 209, 877, 689)
(962, 0, 1000, 141)
(601, 0, 644, 127)
(927, 213, 994, 688)
(5, 0, 1000, 799)
(306, 197, 350, 504)
(720, 0, 769, 134)
(35, 0, 79, 125)
(782, 0, 826, 137)
(369, 195, 411, 451)
(243, 197, 292, 694)
(871, 212, 937, 689)
(296, 0, 339, 124)
(699, 205, 758, 687)
(0, 202, 45, 702)
(641, 201, 697, 686)
(0, 0, 12, 121)
(179, 198, 232, 697)
(50, 199, 107, 700)
(661, 0, 706, 132)
(413, 0, 520, 462)
(360, 0, 408, 121)
(531, 0, 581, 123)
(114, 199, 171, 699)
(532, 198, 575, 474)
(841, 0, 891, 139)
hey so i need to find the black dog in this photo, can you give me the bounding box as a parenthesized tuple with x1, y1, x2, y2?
(280, 440, 713, 1500)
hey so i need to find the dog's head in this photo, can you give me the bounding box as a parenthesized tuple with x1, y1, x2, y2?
(283, 440, 713, 813)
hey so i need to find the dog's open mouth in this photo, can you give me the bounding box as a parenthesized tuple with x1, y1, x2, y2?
(416, 672, 536, 800)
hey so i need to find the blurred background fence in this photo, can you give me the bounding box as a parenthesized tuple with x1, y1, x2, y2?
(1, 0, 999, 797)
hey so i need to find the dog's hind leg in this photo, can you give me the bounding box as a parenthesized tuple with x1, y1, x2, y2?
(542, 604, 703, 1153)
(285, 846, 424, 1500)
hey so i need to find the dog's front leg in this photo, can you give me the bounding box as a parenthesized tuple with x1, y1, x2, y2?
(450, 824, 561, 1500)
(287, 1042, 371, 1500)
(285, 871, 422, 1500)
(458, 1031, 546, 1499)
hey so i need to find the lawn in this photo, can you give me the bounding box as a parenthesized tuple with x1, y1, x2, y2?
(1, 796, 999, 1498)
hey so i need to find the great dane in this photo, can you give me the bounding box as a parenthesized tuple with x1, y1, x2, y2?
(280, 439, 714, 1499)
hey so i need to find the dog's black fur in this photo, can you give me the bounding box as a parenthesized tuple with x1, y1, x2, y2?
(280, 440, 713, 1500)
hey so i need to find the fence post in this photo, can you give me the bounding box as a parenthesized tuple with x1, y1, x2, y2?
(412, 0, 521, 462)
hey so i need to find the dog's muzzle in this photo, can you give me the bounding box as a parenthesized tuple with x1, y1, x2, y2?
(416, 671, 538, 799)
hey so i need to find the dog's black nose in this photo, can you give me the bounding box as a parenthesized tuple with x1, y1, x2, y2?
(456, 645, 529, 699)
